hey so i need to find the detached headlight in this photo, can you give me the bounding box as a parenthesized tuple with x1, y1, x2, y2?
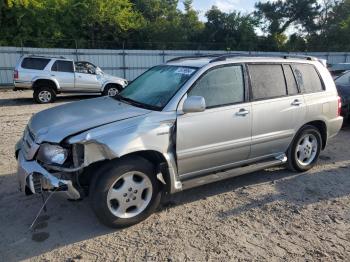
(37, 143, 68, 165)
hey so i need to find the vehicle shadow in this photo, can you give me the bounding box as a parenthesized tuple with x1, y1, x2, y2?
(0, 92, 100, 107)
(215, 163, 350, 219)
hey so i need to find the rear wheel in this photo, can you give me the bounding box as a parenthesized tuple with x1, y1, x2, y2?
(90, 156, 161, 228)
(287, 125, 322, 172)
(33, 87, 56, 104)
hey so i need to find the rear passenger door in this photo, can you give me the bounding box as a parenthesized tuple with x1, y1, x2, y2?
(248, 63, 306, 159)
(50, 60, 75, 90)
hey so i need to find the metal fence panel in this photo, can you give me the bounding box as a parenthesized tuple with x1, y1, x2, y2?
(1, 46, 350, 86)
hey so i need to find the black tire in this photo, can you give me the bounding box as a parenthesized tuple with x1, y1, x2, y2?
(102, 84, 121, 97)
(33, 87, 56, 104)
(287, 125, 322, 172)
(90, 156, 161, 228)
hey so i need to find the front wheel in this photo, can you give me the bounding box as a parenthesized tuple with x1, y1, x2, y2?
(90, 156, 161, 228)
(287, 125, 322, 172)
(103, 85, 121, 97)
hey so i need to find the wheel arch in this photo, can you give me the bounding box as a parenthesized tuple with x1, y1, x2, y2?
(82, 149, 177, 195)
(32, 78, 59, 91)
(101, 82, 123, 92)
(114, 150, 174, 193)
(303, 120, 327, 150)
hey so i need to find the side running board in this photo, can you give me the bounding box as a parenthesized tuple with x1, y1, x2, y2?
(181, 154, 287, 190)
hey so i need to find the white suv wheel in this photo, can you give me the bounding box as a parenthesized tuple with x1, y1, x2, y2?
(38, 90, 52, 103)
(107, 87, 119, 97)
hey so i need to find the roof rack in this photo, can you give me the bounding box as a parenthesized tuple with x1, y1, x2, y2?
(27, 54, 67, 59)
(166, 54, 221, 63)
(166, 52, 319, 64)
(209, 53, 318, 63)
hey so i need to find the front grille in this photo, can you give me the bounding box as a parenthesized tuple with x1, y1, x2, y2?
(22, 126, 39, 160)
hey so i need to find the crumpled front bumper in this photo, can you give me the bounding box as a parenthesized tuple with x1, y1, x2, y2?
(17, 150, 80, 199)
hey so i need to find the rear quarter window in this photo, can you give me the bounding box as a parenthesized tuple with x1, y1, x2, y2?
(21, 58, 50, 70)
(249, 64, 287, 100)
(292, 64, 324, 93)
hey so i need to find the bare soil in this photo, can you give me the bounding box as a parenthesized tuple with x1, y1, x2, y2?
(1, 90, 350, 261)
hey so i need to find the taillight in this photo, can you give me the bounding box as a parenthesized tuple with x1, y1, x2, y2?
(337, 96, 342, 117)
(13, 70, 18, 80)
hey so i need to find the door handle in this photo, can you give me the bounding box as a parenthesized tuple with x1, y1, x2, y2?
(291, 99, 302, 106)
(50, 74, 55, 77)
(236, 109, 249, 116)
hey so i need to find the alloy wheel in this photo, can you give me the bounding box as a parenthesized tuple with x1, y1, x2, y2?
(38, 90, 52, 103)
(107, 87, 118, 96)
(107, 171, 153, 219)
(295, 133, 318, 166)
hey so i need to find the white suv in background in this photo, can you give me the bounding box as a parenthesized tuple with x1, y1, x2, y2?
(13, 55, 128, 103)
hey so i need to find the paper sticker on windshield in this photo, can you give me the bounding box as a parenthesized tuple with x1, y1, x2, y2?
(175, 67, 195, 75)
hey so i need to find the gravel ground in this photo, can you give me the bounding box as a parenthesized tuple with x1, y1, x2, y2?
(1, 90, 350, 261)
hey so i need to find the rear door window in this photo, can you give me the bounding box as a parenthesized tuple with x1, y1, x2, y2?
(248, 64, 287, 100)
(188, 65, 245, 108)
(283, 65, 299, 95)
(292, 64, 324, 93)
(51, 60, 74, 73)
(21, 58, 50, 70)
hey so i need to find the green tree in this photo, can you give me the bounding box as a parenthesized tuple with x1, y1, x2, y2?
(180, 0, 204, 44)
(202, 6, 259, 50)
(129, 0, 184, 48)
(255, 0, 321, 35)
(0, 0, 144, 47)
(303, 0, 350, 51)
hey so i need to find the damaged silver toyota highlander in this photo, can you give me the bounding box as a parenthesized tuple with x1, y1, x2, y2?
(15, 54, 343, 227)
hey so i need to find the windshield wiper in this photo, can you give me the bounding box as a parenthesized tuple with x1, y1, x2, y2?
(113, 94, 160, 111)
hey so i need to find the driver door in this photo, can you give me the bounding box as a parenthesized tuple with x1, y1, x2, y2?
(74, 62, 101, 91)
(176, 64, 252, 178)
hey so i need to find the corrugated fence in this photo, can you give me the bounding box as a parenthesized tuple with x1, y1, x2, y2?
(1, 46, 350, 86)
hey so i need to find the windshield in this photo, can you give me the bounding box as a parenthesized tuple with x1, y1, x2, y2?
(335, 71, 350, 86)
(119, 65, 197, 110)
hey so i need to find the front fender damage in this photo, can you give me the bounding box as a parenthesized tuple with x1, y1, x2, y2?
(68, 112, 182, 193)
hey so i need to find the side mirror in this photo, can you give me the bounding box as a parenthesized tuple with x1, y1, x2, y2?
(183, 96, 206, 113)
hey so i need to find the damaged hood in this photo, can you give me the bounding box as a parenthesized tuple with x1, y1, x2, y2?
(28, 96, 151, 143)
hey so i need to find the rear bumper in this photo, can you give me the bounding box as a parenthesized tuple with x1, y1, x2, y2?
(13, 80, 32, 90)
(17, 150, 80, 199)
(328, 116, 343, 139)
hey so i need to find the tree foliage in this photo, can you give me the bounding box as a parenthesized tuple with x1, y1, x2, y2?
(0, 0, 349, 51)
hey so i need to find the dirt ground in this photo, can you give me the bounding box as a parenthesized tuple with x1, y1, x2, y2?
(0, 90, 350, 261)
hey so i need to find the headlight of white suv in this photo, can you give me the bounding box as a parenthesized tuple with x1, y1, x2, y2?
(37, 143, 68, 165)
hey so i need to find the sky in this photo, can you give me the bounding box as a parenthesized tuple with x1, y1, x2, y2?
(178, 0, 260, 20)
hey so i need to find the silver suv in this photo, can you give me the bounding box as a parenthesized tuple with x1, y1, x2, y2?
(13, 55, 128, 103)
(15, 54, 343, 228)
